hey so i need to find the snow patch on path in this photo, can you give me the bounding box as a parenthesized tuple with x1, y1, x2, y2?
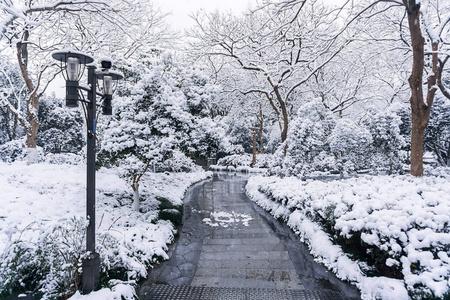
(202, 211, 253, 227)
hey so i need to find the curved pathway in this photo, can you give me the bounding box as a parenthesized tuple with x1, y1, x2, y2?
(139, 172, 361, 300)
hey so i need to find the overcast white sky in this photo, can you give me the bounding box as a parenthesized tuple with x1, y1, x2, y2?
(151, 0, 347, 31)
(151, 0, 253, 31)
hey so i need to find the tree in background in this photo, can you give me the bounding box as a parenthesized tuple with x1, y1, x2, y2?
(329, 118, 373, 177)
(401, 0, 450, 176)
(189, 0, 350, 149)
(276, 99, 336, 177)
(0, 57, 25, 144)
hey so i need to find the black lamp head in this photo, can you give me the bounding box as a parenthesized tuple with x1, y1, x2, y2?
(52, 50, 94, 107)
(99, 58, 113, 70)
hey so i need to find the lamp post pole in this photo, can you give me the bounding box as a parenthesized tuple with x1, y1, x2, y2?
(52, 50, 122, 294)
(82, 64, 100, 293)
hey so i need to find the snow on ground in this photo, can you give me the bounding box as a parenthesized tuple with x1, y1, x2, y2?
(202, 211, 253, 227)
(0, 158, 210, 298)
(246, 169, 450, 300)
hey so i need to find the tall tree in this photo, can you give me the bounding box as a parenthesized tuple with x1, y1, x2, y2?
(346, 0, 450, 176)
(403, 0, 443, 176)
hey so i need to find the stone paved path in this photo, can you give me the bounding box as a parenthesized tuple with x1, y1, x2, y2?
(138, 173, 361, 299)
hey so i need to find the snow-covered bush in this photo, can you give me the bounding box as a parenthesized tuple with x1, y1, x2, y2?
(329, 118, 373, 175)
(37, 95, 84, 155)
(279, 100, 336, 176)
(0, 138, 44, 163)
(44, 152, 84, 165)
(157, 149, 203, 173)
(213, 153, 270, 173)
(363, 108, 407, 173)
(0, 138, 28, 162)
(246, 173, 450, 300)
(253, 153, 273, 168)
(0, 217, 85, 299)
(217, 154, 252, 168)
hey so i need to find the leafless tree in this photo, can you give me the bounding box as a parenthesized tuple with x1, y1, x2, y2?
(188, 0, 351, 152)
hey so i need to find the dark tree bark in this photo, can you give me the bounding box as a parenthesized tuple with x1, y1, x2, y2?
(404, 0, 439, 177)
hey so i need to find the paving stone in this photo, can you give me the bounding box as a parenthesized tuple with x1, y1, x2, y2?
(178, 262, 196, 274)
(160, 266, 182, 281)
(219, 259, 271, 269)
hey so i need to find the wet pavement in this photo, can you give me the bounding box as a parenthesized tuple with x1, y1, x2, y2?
(138, 172, 361, 299)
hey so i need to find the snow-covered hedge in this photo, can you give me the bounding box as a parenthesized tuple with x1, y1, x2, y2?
(246, 170, 450, 300)
(0, 159, 210, 298)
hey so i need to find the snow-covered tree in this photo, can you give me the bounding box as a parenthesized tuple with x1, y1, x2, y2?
(400, 0, 450, 176)
(345, 0, 450, 176)
(0, 56, 25, 144)
(99, 53, 227, 211)
(277, 99, 336, 176)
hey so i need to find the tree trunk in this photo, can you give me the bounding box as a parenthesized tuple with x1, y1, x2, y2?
(446, 142, 450, 167)
(16, 30, 40, 155)
(132, 180, 140, 212)
(270, 81, 289, 144)
(26, 113, 39, 148)
(250, 127, 257, 167)
(404, 0, 437, 177)
(410, 114, 425, 175)
(258, 103, 264, 153)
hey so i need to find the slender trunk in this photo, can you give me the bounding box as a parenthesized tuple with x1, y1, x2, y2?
(258, 103, 264, 153)
(12, 114, 18, 140)
(279, 100, 289, 143)
(268, 78, 289, 144)
(132, 180, 140, 212)
(446, 142, 450, 167)
(16, 30, 40, 152)
(251, 127, 257, 167)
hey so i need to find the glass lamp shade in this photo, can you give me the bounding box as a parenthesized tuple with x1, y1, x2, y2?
(103, 76, 113, 95)
(67, 57, 80, 81)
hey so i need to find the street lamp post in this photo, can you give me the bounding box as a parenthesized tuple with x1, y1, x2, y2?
(52, 49, 123, 293)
